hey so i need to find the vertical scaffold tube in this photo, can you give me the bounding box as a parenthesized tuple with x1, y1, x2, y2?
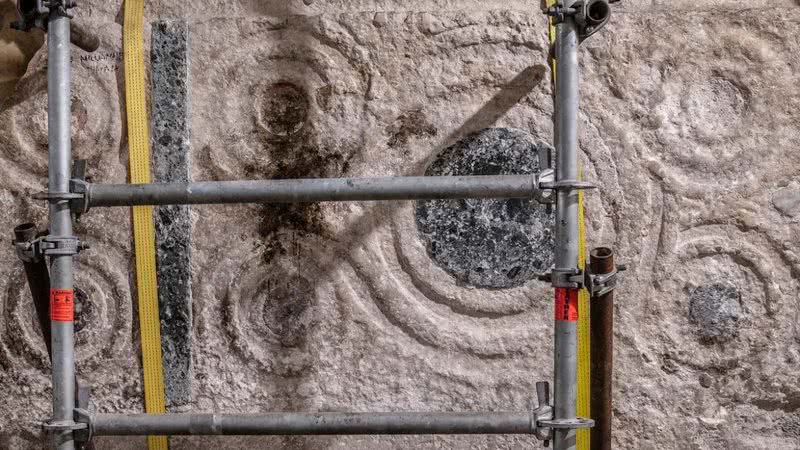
(47, 9, 76, 450)
(553, 3, 580, 450)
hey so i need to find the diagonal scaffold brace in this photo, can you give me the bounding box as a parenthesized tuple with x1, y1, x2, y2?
(8, 1, 622, 449)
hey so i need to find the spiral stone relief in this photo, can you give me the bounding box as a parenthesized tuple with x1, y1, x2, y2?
(192, 18, 369, 184)
(196, 231, 340, 378)
(326, 129, 565, 359)
(653, 225, 792, 370)
(1, 46, 122, 177)
(0, 241, 131, 372)
(583, 12, 800, 199)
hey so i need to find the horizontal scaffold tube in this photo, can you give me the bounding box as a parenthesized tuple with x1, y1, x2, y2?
(85, 175, 538, 207)
(90, 412, 534, 436)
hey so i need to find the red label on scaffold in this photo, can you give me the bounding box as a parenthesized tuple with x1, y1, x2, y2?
(554, 288, 579, 322)
(50, 289, 74, 322)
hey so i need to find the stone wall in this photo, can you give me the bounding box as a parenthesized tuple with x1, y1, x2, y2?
(0, 1, 798, 449)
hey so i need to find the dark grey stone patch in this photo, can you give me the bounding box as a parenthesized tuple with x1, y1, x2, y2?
(72, 287, 92, 334)
(688, 282, 741, 343)
(415, 128, 554, 289)
(151, 19, 192, 409)
(260, 82, 309, 139)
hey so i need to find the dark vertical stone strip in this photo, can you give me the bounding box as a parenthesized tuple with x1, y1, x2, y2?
(151, 19, 192, 409)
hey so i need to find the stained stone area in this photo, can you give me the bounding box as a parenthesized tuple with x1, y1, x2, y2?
(260, 273, 314, 348)
(259, 82, 310, 139)
(72, 287, 92, 333)
(688, 282, 742, 342)
(416, 128, 554, 289)
(1, 2, 800, 450)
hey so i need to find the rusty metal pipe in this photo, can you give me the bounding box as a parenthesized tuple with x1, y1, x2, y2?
(589, 247, 614, 450)
(13, 222, 52, 359)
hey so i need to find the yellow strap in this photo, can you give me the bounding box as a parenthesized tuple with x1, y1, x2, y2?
(546, 4, 591, 448)
(123, 1, 169, 449)
(576, 189, 591, 449)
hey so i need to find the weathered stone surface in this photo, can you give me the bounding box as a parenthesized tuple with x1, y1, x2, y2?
(1, 3, 800, 450)
(416, 128, 554, 289)
(152, 19, 193, 409)
(773, 183, 800, 219)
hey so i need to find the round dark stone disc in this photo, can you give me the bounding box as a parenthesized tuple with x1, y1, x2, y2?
(415, 128, 555, 289)
(688, 282, 741, 342)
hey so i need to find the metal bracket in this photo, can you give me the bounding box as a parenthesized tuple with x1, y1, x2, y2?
(589, 267, 618, 297)
(32, 192, 84, 201)
(533, 146, 556, 207)
(532, 145, 598, 208)
(42, 419, 88, 433)
(13, 238, 41, 263)
(538, 264, 626, 296)
(32, 160, 91, 222)
(538, 418, 595, 429)
(530, 381, 553, 445)
(70, 159, 90, 221)
(73, 408, 93, 444)
(530, 380, 594, 447)
(10, 0, 76, 32)
(13, 235, 85, 259)
(540, 0, 620, 43)
(539, 180, 597, 191)
(40, 236, 82, 256)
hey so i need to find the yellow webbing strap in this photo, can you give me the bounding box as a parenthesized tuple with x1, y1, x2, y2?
(123, 1, 169, 449)
(576, 189, 591, 449)
(546, 3, 591, 448)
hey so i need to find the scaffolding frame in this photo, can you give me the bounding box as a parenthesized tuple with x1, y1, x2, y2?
(9, 1, 620, 449)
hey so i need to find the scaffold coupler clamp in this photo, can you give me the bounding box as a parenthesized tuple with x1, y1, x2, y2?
(10, 0, 76, 31)
(530, 381, 594, 447)
(13, 233, 86, 260)
(31, 159, 91, 223)
(72, 408, 93, 446)
(532, 146, 597, 209)
(42, 418, 88, 445)
(540, 0, 619, 50)
(539, 263, 626, 296)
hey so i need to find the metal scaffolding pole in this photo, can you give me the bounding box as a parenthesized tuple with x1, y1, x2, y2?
(47, 8, 76, 450)
(5, 0, 620, 447)
(89, 412, 534, 436)
(552, 2, 580, 450)
(81, 175, 542, 208)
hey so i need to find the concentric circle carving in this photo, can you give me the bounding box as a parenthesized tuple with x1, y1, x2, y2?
(0, 243, 131, 371)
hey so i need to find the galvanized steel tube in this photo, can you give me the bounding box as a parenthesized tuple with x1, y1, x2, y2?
(553, 4, 581, 450)
(91, 412, 534, 436)
(47, 10, 76, 450)
(86, 175, 538, 207)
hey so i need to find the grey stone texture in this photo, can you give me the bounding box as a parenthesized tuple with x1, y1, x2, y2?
(773, 183, 800, 219)
(151, 19, 193, 409)
(688, 282, 742, 342)
(416, 128, 554, 289)
(0, 2, 799, 450)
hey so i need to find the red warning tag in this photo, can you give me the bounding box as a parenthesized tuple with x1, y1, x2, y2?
(554, 288, 579, 322)
(50, 289, 74, 322)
